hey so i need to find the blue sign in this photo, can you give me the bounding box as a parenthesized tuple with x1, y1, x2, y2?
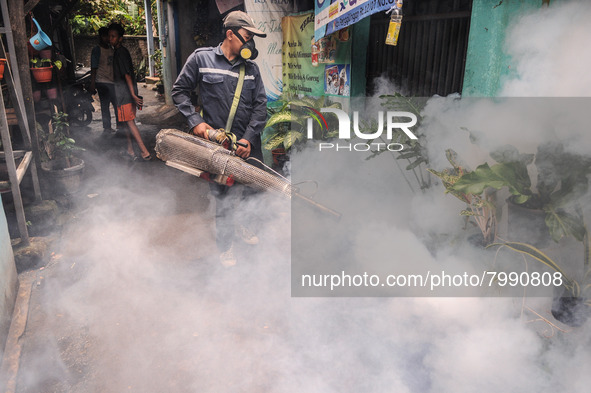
(314, 0, 396, 40)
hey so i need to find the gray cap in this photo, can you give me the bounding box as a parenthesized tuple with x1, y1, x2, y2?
(223, 11, 267, 38)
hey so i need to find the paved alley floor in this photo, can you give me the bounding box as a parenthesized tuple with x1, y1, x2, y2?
(8, 85, 292, 392)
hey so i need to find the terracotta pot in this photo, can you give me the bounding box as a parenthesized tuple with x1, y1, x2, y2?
(271, 147, 286, 165)
(46, 87, 58, 99)
(0, 58, 5, 80)
(31, 66, 53, 83)
(39, 49, 52, 59)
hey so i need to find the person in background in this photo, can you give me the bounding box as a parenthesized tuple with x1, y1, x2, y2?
(108, 23, 151, 161)
(89, 27, 118, 133)
(171, 11, 267, 266)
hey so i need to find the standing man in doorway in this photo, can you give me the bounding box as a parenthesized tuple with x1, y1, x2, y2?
(171, 11, 267, 267)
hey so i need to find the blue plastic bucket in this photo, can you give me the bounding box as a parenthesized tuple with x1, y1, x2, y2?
(29, 19, 52, 51)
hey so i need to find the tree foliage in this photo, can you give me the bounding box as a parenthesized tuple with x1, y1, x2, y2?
(69, 0, 158, 36)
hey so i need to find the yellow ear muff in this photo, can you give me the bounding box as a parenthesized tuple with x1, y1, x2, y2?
(240, 47, 252, 60)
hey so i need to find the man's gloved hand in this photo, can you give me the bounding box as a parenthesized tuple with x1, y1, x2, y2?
(235, 139, 251, 158)
(214, 131, 228, 145)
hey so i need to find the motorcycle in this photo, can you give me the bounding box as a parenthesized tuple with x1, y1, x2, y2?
(64, 63, 94, 126)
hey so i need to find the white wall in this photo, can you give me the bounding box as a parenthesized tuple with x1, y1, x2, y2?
(0, 198, 18, 355)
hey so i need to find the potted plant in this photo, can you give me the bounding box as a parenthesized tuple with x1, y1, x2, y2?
(46, 87, 58, 100)
(263, 94, 341, 167)
(30, 57, 62, 83)
(490, 230, 591, 327)
(430, 143, 591, 247)
(427, 149, 515, 247)
(39, 49, 52, 59)
(38, 112, 85, 196)
(150, 49, 165, 95)
(490, 143, 591, 246)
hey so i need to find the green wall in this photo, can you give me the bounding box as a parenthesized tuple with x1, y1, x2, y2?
(462, 0, 549, 96)
(351, 17, 370, 98)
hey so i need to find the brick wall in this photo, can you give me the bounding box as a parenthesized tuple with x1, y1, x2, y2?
(74, 35, 159, 73)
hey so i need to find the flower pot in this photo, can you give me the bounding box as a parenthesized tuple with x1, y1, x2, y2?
(506, 198, 551, 248)
(271, 148, 287, 165)
(271, 148, 289, 175)
(39, 49, 52, 59)
(33, 90, 41, 102)
(551, 289, 590, 327)
(41, 157, 85, 196)
(0, 58, 5, 80)
(31, 66, 53, 83)
(467, 233, 494, 248)
(46, 87, 58, 99)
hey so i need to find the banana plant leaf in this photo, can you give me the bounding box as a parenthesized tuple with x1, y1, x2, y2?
(488, 241, 575, 291)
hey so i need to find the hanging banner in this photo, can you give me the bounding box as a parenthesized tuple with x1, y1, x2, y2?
(245, 0, 293, 101)
(282, 12, 325, 96)
(215, 0, 243, 14)
(314, 0, 396, 40)
(282, 12, 352, 97)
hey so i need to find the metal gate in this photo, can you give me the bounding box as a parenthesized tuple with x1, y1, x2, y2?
(367, 2, 472, 97)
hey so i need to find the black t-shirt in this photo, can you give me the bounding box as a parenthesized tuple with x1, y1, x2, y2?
(112, 46, 138, 106)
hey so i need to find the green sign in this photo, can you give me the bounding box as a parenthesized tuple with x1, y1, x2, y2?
(282, 12, 351, 97)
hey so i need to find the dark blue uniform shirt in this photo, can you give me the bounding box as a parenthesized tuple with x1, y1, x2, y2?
(171, 44, 267, 157)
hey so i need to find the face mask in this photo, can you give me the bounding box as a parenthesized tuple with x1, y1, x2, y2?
(233, 30, 258, 60)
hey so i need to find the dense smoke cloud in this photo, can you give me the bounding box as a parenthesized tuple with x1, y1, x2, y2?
(12, 1, 591, 392)
(500, 0, 591, 97)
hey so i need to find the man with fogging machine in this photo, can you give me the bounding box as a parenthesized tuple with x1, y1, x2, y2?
(171, 11, 267, 267)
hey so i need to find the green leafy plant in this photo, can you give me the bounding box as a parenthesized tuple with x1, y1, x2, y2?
(510, 142, 590, 242)
(70, 14, 105, 35)
(69, 0, 157, 36)
(30, 57, 62, 69)
(473, 143, 590, 243)
(490, 229, 591, 326)
(428, 149, 502, 246)
(430, 142, 591, 244)
(135, 57, 147, 83)
(150, 48, 163, 78)
(263, 94, 341, 153)
(364, 93, 430, 193)
(38, 112, 84, 168)
(150, 49, 164, 93)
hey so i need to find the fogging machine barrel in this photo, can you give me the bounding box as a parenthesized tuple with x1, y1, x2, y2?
(154, 129, 341, 220)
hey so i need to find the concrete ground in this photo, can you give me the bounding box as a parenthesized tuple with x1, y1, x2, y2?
(2, 84, 292, 392)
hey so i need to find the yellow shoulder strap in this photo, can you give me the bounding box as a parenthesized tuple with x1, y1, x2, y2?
(225, 64, 245, 133)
